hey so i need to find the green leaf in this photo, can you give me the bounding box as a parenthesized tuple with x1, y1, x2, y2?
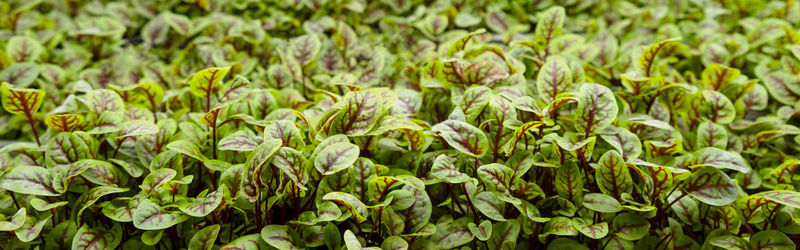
(189, 224, 221, 250)
(218, 130, 259, 151)
(611, 213, 649, 241)
(696, 121, 728, 149)
(325, 88, 395, 136)
(290, 34, 322, 65)
(314, 142, 359, 175)
(762, 72, 800, 105)
(537, 57, 572, 103)
(167, 140, 208, 162)
(685, 166, 738, 206)
(71, 224, 123, 250)
(6, 36, 43, 62)
(432, 218, 474, 249)
(118, 120, 159, 138)
(0, 208, 26, 231)
(460, 86, 492, 122)
(468, 220, 493, 241)
(534, 6, 566, 45)
(702, 90, 736, 124)
(322, 192, 368, 223)
(86, 89, 124, 115)
(750, 230, 795, 250)
(220, 234, 267, 250)
(555, 162, 583, 202)
(1, 166, 59, 196)
(273, 147, 310, 189)
(708, 235, 749, 250)
(1, 82, 44, 118)
(133, 199, 186, 230)
(139, 168, 177, 197)
(76, 159, 121, 186)
(583, 193, 622, 213)
(477, 163, 513, 193)
(447, 29, 486, 57)
(692, 147, 750, 173)
(431, 120, 489, 157)
(575, 84, 618, 135)
(701, 64, 741, 90)
(14, 215, 52, 242)
(260, 225, 298, 250)
(639, 37, 681, 77)
(178, 185, 225, 217)
(430, 154, 469, 183)
(595, 150, 634, 198)
(189, 66, 232, 98)
(474, 191, 506, 221)
(755, 190, 800, 209)
(600, 127, 642, 161)
(571, 218, 608, 239)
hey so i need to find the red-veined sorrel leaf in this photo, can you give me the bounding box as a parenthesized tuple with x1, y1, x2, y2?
(163, 12, 193, 36)
(601, 127, 642, 161)
(477, 163, 513, 193)
(432, 218, 473, 249)
(322, 192, 368, 223)
(462, 60, 509, 87)
(460, 85, 492, 122)
(264, 120, 305, 148)
(71, 224, 123, 250)
(178, 185, 225, 217)
(762, 72, 800, 105)
(325, 88, 395, 136)
(430, 154, 469, 183)
(240, 139, 282, 201)
(136, 82, 164, 108)
(1, 166, 59, 196)
(474, 191, 506, 221)
(0, 208, 26, 231)
(702, 90, 736, 124)
(534, 6, 566, 45)
(102, 196, 138, 222)
(750, 230, 795, 250)
(260, 225, 298, 250)
(432, 119, 489, 157)
(6, 36, 43, 62)
(555, 162, 583, 202)
(596, 150, 634, 198)
(685, 166, 738, 206)
(272, 147, 310, 189)
(86, 89, 124, 115)
(0, 63, 40, 87)
(133, 199, 186, 230)
(166, 139, 208, 162)
(708, 235, 750, 250)
(76, 159, 121, 186)
(188, 224, 220, 250)
(214, 75, 251, 110)
(696, 121, 728, 149)
(75, 186, 128, 220)
(612, 213, 649, 241)
(571, 218, 608, 239)
(381, 236, 408, 250)
(118, 120, 159, 138)
(220, 234, 267, 250)
(1, 82, 43, 118)
(583, 193, 622, 213)
(537, 57, 572, 103)
(317, 201, 343, 222)
(701, 64, 741, 90)
(218, 130, 259, 151)
(189, 66, 231, 99)
(692, 147, 750, 173)
(88, 111, 123, 135)
(468, 220, 493, 241)
(639, 37, 681, 77)
(488, 220, 521, 249)
(314, 141, 359, 175)
(46, 131, 94, 169)
(45, 114, 84, 132)
(575, 83, 618, 135)
(290, 34, 321, 66)
(447, 28, 486, 57)
(139, 168, 177, 197)
(754, 190, 800, 209)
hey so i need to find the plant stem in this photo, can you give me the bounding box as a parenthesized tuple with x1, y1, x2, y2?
(28, 118, 41, 146)
(8, 191, 19, 209)
(211, 124, 217, 159)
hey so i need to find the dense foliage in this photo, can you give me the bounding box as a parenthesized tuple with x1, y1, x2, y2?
(1, 0, 800, 249)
